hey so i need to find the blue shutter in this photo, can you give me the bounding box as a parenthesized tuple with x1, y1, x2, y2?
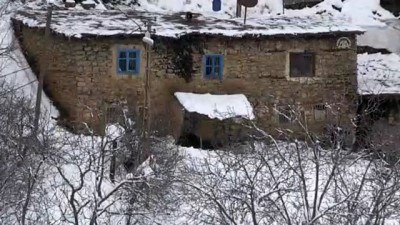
(117, 49, 128, 74)
(210, 56, 215, 78)
(218, 55, 224, 80)
(213, 56, 219, 79)
(203, 55, 209, 79)
(135, 49, 141, 74)
(203, 54, 224, 80)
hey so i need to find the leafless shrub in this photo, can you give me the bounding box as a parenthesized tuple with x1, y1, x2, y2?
(0, 80, 53, 225)
(176, 105, 400, 225)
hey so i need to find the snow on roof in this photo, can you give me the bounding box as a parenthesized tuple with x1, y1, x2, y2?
(174, 92, 255, 120)
(358, 53, 400, 95)
(11, 8, 364, 38)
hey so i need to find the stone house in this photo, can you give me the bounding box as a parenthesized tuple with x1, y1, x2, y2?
(12, 9, 363, 143)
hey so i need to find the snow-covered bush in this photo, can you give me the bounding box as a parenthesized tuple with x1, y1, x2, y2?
(177, 138, 400, 225)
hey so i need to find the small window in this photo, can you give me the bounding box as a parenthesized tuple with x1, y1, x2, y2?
(289, 52, 315, 77)
(314, 104, 327, 121)
(117, 49, 140, 74)
(106, 105, 124, 124)
(277, 106, 305, 124)
(203, 54, 224, 79)
(278, 106, 293, 124)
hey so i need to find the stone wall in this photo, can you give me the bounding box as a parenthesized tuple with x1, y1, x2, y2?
(14, 22, 358, 137)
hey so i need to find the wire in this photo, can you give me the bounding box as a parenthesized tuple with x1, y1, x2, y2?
(115, 7, 144, 33)
(0, 67, 30, 78)
(0, 80, 37, 97)
(362, 66, 400, 74)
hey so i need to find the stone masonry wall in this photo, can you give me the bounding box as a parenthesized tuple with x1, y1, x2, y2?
(14, 23, 358, 136)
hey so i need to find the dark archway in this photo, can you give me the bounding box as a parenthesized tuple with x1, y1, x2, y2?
(177, 132, 215, 150)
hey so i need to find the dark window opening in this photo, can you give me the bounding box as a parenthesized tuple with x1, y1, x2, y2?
(314, 104, 327, 121)
(177, 133, 215, 150)
(278, 106, 293, 124)
(204, 54, 224, 79)
(290, 52, 315, 77)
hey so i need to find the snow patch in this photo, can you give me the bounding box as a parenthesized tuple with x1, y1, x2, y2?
(174, 92, 255, 120)
(358, 53, 400, 95)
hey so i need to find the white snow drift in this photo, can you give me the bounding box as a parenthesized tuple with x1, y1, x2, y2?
(175, 92, 255, 120)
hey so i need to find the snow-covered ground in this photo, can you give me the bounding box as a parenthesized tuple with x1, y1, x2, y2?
(168, 143, 400, 225)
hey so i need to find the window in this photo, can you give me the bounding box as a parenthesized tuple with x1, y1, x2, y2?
(289, 52, 315, 77)
(117, 49, 140, 74)
(203, 54, 224, 79)
(277, 106, 305, 124)
(278, 106, 293, 124)
(314, 104, 327, 121)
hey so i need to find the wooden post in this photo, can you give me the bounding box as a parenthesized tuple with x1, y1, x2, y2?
(244, 7, 247, 24)
(33, 5, 53, 134)
(236, 0, 242, 17)
(141, 20, 152, 164)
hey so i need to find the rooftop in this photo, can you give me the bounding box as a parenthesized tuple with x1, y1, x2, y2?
(12, 8, 364, 39)
(358, 53, 400, 95)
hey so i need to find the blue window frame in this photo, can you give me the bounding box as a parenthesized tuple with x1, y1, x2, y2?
(117, 49, 141, 75)
(203, 54, 224, 79)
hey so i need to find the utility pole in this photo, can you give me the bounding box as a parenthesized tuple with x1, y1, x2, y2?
(244, 6, 247, 24)
(236, 0, 242, 17)
(33, 5, 53, 135)
(141, 20, 152, 165)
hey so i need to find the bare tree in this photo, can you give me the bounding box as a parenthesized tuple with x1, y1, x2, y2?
(0, 78, 53, 225)
(176, 104, 400, 225)
(33, 102, 183, 225)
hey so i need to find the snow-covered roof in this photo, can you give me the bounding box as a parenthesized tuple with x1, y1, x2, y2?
(174, 92, 255, 120)
(358, 53, 400, 95)
(11, 8, 364, 39)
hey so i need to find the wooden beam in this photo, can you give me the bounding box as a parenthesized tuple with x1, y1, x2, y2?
(33, 5, 53, 134)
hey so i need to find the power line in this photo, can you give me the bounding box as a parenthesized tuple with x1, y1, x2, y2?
(0, 67, 30, 78)
(115, 7, 143, 33)
(361, 66, 400, 74)
(0, 80, 37, 97)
